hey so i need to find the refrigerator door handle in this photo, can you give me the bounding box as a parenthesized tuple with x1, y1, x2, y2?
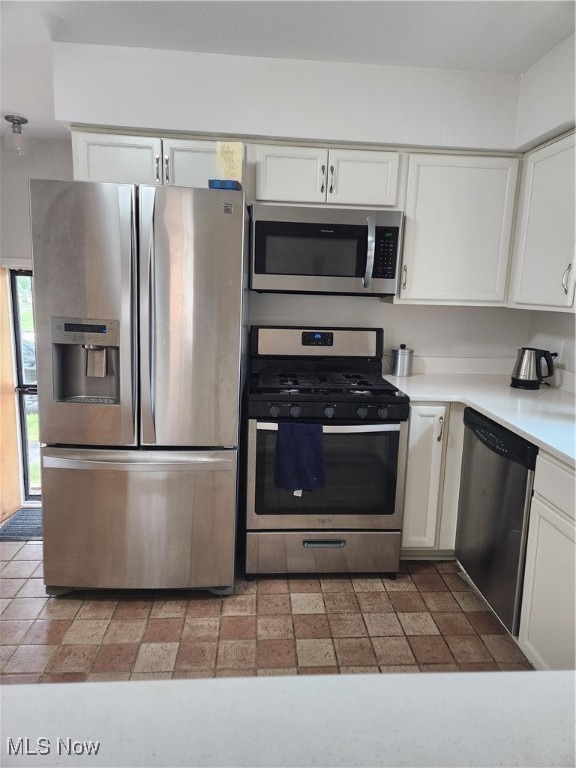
(118, 185, 138, 443)
(139, 186, 157, 444)
(43, 456, 235, 472)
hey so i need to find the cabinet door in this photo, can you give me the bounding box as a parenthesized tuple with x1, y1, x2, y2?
(327, 149, 400, 206)
(518, 497, 575, 669)
(162, 139, 220, 187)
(399, 154, 518, 304)
(402, 405, 447, 549)
(253, 145, 328, 203)
(509, 134, 575, 311)
(72, 132, 162, 183)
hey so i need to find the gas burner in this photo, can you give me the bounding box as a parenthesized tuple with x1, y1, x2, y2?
(248, 327, 410, 423)
(343, 375, 370, 386)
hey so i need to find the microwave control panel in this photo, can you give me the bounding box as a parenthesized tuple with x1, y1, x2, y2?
(374, 228, 399, 280)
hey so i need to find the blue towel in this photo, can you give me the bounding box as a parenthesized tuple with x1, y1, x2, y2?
(274, 423, 326, 492)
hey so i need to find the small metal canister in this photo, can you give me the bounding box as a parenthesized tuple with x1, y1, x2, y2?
(390, 344, 414, 377)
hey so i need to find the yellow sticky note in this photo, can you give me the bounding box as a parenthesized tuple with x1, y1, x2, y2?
(216, 142, 243, 183)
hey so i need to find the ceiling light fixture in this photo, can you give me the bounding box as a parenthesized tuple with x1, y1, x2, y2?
(3, 114, 30, 156)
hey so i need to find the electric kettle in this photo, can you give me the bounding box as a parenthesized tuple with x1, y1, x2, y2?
(511, 347, 556, 389)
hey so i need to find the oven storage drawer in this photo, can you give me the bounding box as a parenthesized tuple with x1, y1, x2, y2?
(246, 531, 401, 574)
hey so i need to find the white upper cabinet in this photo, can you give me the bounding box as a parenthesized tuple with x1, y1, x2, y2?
(253, 145, 327, 203)
(326, 149, 400, 205)
(398, 154, 519, 304)
(252, 144, 400, 206)
(509, 134, 575, 312)
(161, 139, 220, 187)
(72, 132, 224, 188)
(72, 132, 162, 183)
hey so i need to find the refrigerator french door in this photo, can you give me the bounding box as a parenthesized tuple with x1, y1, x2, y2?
(30, 180, 246, 593)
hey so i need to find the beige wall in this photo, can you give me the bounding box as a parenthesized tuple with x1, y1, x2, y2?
(0, 138, 73, 268)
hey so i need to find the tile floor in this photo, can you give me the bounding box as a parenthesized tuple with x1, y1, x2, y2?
(0, 541, 532, 683)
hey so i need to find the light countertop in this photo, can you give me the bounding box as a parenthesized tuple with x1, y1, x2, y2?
(385, 373, 576, 464)
(1, 671, 575, 767)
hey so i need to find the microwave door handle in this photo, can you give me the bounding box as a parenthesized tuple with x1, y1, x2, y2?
(363, 216, 376, 289)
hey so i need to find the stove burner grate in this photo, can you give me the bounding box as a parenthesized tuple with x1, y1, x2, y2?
(256, 371, 397, 397)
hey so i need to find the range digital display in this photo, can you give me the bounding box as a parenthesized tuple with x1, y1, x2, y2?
(302, 331, 334, 346)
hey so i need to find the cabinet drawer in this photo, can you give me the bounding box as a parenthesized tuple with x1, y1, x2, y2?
(246, 531, 400, 574)
(534, 454, 576, 520)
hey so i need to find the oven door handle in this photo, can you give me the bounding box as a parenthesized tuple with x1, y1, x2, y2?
(363, 215, 376, 289)
(255, 423, 401, 433)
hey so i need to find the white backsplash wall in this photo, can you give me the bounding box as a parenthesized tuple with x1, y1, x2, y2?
(527, 311, 576, 391)
(248, 293, 532, 375)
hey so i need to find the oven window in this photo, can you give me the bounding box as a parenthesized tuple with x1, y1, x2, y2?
(255, 428, 399, 515)
(254, 222, 366, 277)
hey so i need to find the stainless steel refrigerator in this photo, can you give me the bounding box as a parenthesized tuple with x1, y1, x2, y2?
(30, 180, 247, 595)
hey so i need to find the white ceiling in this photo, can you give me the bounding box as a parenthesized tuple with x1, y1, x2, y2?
(1, 0, 574, 139)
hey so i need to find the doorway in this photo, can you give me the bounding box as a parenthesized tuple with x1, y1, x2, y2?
(10, 269, 40, 501)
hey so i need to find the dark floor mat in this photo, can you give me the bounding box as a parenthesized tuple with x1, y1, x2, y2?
(0, 507, 42, 541)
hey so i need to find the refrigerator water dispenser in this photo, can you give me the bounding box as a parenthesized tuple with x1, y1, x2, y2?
(51, 317, 121, 404)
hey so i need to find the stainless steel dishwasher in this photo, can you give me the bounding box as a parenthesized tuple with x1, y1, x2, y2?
(455, 408, 538, 635)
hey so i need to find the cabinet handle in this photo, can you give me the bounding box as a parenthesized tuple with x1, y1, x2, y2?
(402, 264, 408, 290)
(329, 165, 335, 194)
(164, 155, 170, 184)
(436, 416, 444, 442)
(320, 164, 326, 194)
(154, 155, 161, 183)
(562, 263, 572, 295)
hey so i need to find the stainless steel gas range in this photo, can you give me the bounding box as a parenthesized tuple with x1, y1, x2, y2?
(245, 326, 410, 575)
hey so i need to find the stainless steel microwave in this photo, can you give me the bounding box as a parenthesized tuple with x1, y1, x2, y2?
(250, 203, 404, 297)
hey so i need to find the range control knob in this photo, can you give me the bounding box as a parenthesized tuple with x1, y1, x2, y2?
(356, 405, 369, 419)
(269, 404, 281, 418)
(324, 405, 335, 419)
(289, 404, 302, 418)
(377, 406, 389, 420)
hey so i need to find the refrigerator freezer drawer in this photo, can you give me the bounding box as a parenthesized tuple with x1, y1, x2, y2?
(41, 448, 238, 591)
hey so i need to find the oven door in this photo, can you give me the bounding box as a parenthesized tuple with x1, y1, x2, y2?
(246, 421, 407, 531)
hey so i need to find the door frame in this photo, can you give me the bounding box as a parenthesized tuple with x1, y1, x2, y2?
(10, 268, 40, 501)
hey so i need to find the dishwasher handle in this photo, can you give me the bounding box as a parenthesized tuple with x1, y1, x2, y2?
(463, 408, 538, 471)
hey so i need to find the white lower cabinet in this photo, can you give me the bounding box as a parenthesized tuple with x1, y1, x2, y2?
(401, 404, 447, 550)
(518, 454, 576, 670)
